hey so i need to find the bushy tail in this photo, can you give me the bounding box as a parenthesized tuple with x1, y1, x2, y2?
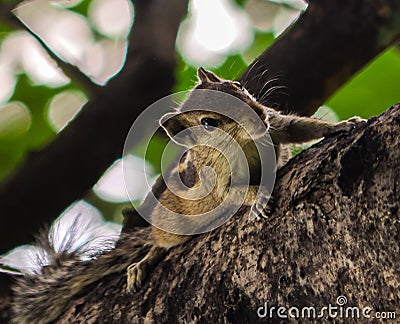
(0, 200, 150, 324)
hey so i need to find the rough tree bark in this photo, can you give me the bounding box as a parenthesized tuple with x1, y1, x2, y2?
(2, 104, 397, 323)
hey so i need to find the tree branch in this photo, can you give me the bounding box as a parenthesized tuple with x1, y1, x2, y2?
(240, 0, 400, 116)
(0, 0, 189, 253)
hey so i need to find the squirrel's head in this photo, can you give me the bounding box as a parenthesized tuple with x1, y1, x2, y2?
(160, 68, 269, 148)
(195, 68, 265, 117)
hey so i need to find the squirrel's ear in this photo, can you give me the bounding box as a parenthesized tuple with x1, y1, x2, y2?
(160, 112, 194, 147)
(197, 67, 222, 83)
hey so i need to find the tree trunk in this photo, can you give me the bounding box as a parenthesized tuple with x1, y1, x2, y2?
(3, 104, 397, 323)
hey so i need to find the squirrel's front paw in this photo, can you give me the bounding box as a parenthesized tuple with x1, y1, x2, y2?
(126, 246, 165, 293)
(126, 260, 148, 293)
(331, 116, 367, 134)
(346, 116, 366, 123)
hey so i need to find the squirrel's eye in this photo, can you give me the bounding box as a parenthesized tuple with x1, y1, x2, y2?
(201, 117, 221, 131)
(232, 81, 243, 89)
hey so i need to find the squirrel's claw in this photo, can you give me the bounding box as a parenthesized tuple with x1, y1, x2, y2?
(250, 204, 271, 221)
(249, 191, 272, 221)
(126, 246, 166, 294)
(327, 116, 367, 135)
(126, 261, 147, 293)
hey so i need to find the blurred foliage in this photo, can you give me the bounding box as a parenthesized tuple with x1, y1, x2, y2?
(132, 135, 180, 174)
(0, 75, 80, 179)
(234, 0, 247, 7)
(242, 31, 274, 63)
(213, 54, 248, 79)
(70, 0, 92, 15)
(0, 21, 12, 34)
(1, 0, 400, 222)
(328, 48, 400, 119)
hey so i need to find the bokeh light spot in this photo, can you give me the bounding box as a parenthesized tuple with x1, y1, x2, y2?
(47, 90, 87, 132)
(177, 0, 253, 67)
(94, 155, 157, 203)
(89, 0, 134, 40)
(0, 101, 32, 138)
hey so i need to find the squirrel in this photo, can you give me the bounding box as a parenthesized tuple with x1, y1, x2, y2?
(1, 68, 363, 323)
(125, 67, 363, 292)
